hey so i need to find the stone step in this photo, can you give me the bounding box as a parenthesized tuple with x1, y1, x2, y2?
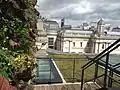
(84, 82, 100, 90)
(97, 88, 120, 90)
(34, 83, 81, 90)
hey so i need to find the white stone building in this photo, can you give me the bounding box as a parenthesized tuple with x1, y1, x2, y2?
(44, 20, 60, 49)
(56, 19, 120, 54)
(36, 19, 120, 54)
(35, 19, 48, 50)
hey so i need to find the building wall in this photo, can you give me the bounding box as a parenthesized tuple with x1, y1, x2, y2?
(47, 34, 57, 49)
(97, 25, 104, 35)
(37, 19, 45, 31)
(45, 19, 120, 54)
(63, 38, 89, 53)
(60, 33, 120, 54)
(36, 19, 48, 50)
(95, 39, 120, 54)
(44, 20, 59, 49)
(55, 31, 63, 51)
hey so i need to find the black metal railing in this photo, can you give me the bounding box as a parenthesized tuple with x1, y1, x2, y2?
(81, 38, 120, 90)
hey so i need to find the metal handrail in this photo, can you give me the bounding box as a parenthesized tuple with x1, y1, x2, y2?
(99, 57, 120, 71)
(107, 75, 120, 84)
(100, 59, 120, 70)
(81, 38, 120, 90)
(98, 61, 120, 75)
(99, 59, 112, 67)
(82, 38, 120, 69)
(81, 56, 120, 90)
(85, 74, 104, 82)
(83, 44, 120, 70)
(113, 65, 120, 69)
(113, 63, 120, 67)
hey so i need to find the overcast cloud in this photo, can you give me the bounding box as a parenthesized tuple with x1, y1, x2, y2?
(36, 0, 120, 27)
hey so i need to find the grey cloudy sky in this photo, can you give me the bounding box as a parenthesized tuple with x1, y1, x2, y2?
(36, 0, 120, 27)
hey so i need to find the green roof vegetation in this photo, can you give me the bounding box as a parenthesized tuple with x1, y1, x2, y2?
(49, 54, 120, 87)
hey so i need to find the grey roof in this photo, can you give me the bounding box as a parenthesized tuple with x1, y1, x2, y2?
(63, 28, 93, 31)
(64, 29, 93, 35)
(112, 27, 120, 32)
(97, 19, 105, 25)
(107, 31, 120, 36)
(44, 20, 58, 25)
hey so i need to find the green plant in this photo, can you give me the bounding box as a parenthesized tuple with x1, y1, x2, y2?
(0, 0, 38, 83)
(12, 53, 36, 82)
(0, 50, 36, 82)
(0, 17, 36, 54)
(0, 49, 14, 81)
(13, 53, 36, 73)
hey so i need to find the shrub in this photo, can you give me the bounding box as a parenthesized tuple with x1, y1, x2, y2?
(0, 49, 36, 83)
(0, 49, 14, 81)
(13, 53, 36, 82)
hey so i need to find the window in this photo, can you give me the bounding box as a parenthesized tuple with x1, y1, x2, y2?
(108, 43, 110, 46)
(50, 24, 59, 29)
(102, 44, 104, 49)
(49, 46, 53, 49)
(80, 42, 83, 47)
(73, 42, 75, 47)
(72, 33, 78, 35)
(48, 38, 54, 45)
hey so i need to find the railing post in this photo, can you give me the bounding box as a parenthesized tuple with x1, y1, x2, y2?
(94, 61, 99, 82)
(108, 70, 113, 87)
(81, 69, 84, 90)
(72, 59, 75, 83)
(49, 59, 51, 84)
(103, 53, 109, 88)
(110, 71, 113, 87)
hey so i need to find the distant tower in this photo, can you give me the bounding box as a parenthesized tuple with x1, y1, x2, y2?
(97, 19, 105, 36)
(61, 18, 65, 28)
